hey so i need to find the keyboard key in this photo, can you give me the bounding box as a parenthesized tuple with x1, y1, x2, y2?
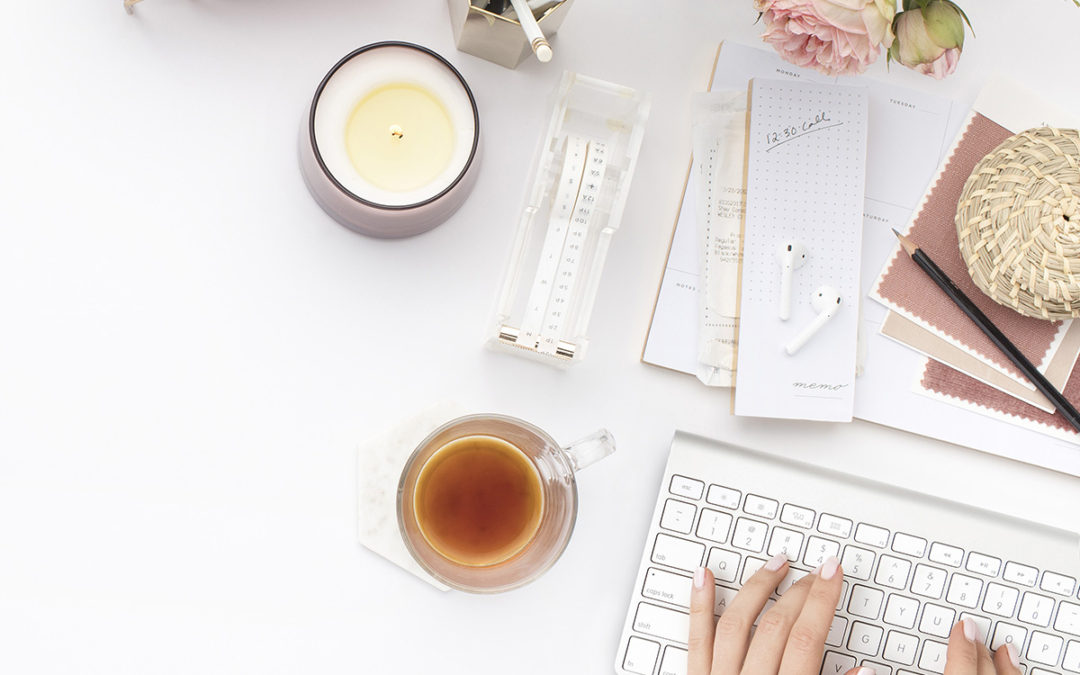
(920, 603, 956, 638)
(767, 527, 805, 560)
(983, 582, 1020, 617)
(778, 566, 811, 596)
(991, 622, 1027, 651)
(849, 584, 885, 619)
(652, 534, 705, 572)
(696, 508, 733, 544)
(966, 552, 1002, 577)
(804, 536, 841, 569)
(669, 475, 704, 501)
(656, 643, 682, 673)
(826, 616, 848, 647)
(946, 573, 984, 609)
(744, 494, 779, 519)
(855, 523, 890, 548)
(623, 636, 660, 675)
(1063, 639, 1080, 672)
(1043, 571, 1078, 597)
(1028, 631, 1064, 666)
(848, 621, 884, 656)
(912, 564, 948, 599)
(659, 646, 688, 675)
(842, 545, 876, 580)
(660, 499, 697, 534)
(1019, 592, 1055, 627)
(742, 557, 767, 584)
(822, 651, 857, 674)
(876, 555, 912, 590)
(780, 504, 815, 529)
(633, 602, 688, 644)
(714, 585, 739, 615)
(892, 533, 927, 558)
(1004, 561, 1040, 587)
(642, 568, 692, 608)
(838, 580, 850, 611)
(884, 594, 920, 629)
(919, 640, 949, 674)
(706, 548, 741, 583)
(818, 513, 853, 538)
(706, 484, 741, 509)
(732, 518, 768, 553)
(959, 613, 992, 644)
(929, 542, 964, 567)
(1056, 602, 1080, 636)
(884, 631, 919, 666)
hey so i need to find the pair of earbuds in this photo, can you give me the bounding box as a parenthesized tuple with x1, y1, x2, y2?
(776, 241, 841, 355)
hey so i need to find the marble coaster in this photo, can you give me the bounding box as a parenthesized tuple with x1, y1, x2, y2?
(357, 401, 466, 592)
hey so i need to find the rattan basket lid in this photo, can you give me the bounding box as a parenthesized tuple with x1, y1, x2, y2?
(956, 127, 1080, 320)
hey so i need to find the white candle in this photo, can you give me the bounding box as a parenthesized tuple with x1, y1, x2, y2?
(300, 43, 482, 238)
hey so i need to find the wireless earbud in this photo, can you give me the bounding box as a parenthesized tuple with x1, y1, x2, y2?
(785, 286, 842, 355)
(776, 241, 808, 320)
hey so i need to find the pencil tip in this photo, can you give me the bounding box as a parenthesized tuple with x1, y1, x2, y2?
(893, 228, 917, 256)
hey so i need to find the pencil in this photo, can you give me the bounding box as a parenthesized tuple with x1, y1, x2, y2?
(892, 229, 1080, 434)
(509, 0, 553, 63)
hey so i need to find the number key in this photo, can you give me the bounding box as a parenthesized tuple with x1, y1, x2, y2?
(841, 545, 876, 580)
(732, 517, 768, 553)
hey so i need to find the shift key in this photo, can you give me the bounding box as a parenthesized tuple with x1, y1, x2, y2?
(634, 602, 690, 644)
(652, 534, 706, 572)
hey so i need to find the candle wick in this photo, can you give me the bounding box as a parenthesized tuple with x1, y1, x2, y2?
(390, 124, 404, 140)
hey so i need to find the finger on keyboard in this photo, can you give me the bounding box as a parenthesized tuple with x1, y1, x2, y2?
(687, 567, 715, 675)
(709, 552, 789, 675)
(993, 643, 1022, 675)
(778, 556, 844, 675)
(740, 569, 816, 674)
(943, 620, 979, 675)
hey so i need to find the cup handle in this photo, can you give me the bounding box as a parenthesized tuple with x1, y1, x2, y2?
(561, 429, 615, 472)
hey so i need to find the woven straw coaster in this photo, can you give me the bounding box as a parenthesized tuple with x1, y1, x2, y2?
(956, 127, 1080, 320)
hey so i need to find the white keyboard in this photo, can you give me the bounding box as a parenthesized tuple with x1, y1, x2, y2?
(615, 432, 1080, 675)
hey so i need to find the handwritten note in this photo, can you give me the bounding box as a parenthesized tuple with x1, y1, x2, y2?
(733, 78, 868, 422)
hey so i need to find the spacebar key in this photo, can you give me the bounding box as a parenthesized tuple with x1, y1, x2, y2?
(633, 602, 690, 644)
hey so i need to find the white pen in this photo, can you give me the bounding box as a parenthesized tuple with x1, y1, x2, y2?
(509, 0, 552, 63)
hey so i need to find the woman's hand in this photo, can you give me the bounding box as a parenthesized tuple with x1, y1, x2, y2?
(687, 553, 1023, 675)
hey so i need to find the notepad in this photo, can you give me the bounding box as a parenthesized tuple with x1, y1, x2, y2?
(733, 79, 868, 422)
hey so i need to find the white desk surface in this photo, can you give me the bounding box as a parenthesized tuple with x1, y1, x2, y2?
(2, 1, 1079, 673)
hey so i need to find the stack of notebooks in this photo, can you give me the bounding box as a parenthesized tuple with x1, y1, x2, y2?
(643, 42, 1080, 476)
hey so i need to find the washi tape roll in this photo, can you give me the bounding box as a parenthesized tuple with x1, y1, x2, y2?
(956, 127, 1080, 319)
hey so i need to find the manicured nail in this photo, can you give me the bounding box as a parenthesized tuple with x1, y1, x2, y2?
(693, 567, 705, 589)
(854, 668, 876, 675)
(962, 618, 978, 642)
(1005, 642, 1020, 667)
(764, 552, 788, 571)
(819, 556, 839, 580)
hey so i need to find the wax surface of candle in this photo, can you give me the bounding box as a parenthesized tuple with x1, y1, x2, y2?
(345, 83, 455, 194)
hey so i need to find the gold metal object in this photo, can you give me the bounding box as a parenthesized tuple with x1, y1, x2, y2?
(447, 0, 573, 69)
(124, 0, 143, 13)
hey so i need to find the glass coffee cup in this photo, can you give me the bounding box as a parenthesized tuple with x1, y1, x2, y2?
(397, 414, 614, 593)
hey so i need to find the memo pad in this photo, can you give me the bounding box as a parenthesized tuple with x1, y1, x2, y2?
(734, 79, 868, 422)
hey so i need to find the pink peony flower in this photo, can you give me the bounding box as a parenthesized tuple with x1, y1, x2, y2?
(889, 2, 966, 80)
(755, 0, 897, 76)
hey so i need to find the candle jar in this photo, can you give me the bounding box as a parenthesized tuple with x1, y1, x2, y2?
(448, 0, 574, 69)
(299, 42, 482, 238)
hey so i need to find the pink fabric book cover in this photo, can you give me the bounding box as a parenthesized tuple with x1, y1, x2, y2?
(874, 112, 1064, 378)
(921, 358, 1080, 437)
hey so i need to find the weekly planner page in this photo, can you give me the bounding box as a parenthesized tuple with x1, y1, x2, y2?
(733, 79, 868, 422)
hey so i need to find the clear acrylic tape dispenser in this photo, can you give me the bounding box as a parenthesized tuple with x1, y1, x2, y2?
(488, 72, 650, 366)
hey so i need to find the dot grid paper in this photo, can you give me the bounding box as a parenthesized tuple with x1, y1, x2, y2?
(734, 79, 868, 422)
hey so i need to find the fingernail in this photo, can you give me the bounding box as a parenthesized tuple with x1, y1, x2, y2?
(764, 552, 788, 571)
(1005, 642, 1020, 667)
(855, 668, 876, 675)
(962, 618, 978, 642)
(819, 556, 839, 580)
(693, 567, 705, 589)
